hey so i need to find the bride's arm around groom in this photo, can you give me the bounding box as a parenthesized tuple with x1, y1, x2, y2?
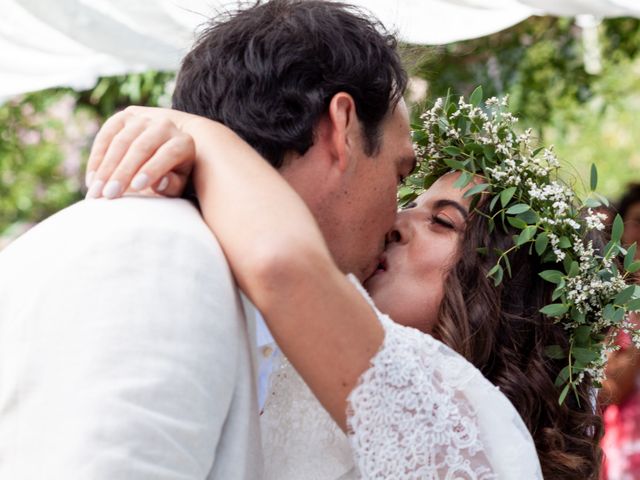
(0, 195, 261, 478)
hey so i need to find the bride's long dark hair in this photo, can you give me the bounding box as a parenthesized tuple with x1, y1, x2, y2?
(433, 199, 603, 479)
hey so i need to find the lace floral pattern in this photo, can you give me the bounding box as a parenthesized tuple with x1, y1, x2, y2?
(346, 313, 495, 479)
(261, 275, 543, 479)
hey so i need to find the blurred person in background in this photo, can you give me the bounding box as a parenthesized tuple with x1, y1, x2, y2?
(601, 183, 640, 480)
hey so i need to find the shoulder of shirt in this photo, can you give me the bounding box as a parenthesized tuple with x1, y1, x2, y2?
(0, 197, 228, 278)
(22, 197, 219, 250)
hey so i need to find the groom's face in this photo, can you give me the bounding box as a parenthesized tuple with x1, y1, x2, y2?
(332, 99, 416, 281)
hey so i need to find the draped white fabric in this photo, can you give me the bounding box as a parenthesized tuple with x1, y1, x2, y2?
(1, 0, 639, 100)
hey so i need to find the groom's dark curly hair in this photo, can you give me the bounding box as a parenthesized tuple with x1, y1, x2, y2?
(172, 0, 407, 169)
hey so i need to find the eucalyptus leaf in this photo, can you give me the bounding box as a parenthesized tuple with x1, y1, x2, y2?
(573, 347, 599, 364)
(571, 309, 586, 325)
(555, 366, 571, 387)
(539, 270, 564, 284)
(535, 233, 549, 255)
(615, 285, 636, 305)
(443, 158, 467, 171)
(482, 145, 495, 160)
(627, 261, 640, 273)
(517, 210, 539, 224)
(552, 285, 564, 301)
(502, 255, 512, 277)
(516, 226, 537, 246)
(603, 304, 616, 321)
(506, 203, 530, 215)
(489, 194, 500, 212)
(624, 242, 638, 269)
(500, 187, 517, 207)
(612, 214, 624, 243)
(507, 217, 528, 230)
(493, 266, 504, 285)
(625, 243, 638, 270)
(398, 194, 417, 208)
(559, 383, 571, 405)
(568, 261, 579, 277)
(487, 264, 503, 286)
(453, 171, 472, 189)
(463, 183, 490, 198)
(572, 360, 587, 372)
(563, 254, 574, 273)
(558, 237, 571, 249)
(540, 303, 569, 317)
(603, 240, 616, 259)
(443, 146, 462, 156)
(540, 250, 558, 263)
(628, 298, 640, 311)
(398, 186, 413, 198)
(574, 325, 592, 344)
(408, 176, 424, 186)
(467, 142, 484, 153)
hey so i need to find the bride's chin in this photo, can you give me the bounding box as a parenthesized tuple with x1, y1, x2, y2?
(363, 272, 383, 296)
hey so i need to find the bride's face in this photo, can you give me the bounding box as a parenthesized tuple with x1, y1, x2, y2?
(364, 172, 473, 332)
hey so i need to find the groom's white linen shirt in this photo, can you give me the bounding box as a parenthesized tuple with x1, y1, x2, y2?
(0, 197, 262, 479)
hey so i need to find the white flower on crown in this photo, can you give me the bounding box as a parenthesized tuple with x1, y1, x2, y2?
(585, 209, 607, 231)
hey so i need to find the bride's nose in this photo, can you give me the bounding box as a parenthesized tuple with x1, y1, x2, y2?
(386, 212, 410, 245)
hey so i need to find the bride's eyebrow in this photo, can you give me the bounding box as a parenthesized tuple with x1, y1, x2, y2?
(433, 199, 468, 220)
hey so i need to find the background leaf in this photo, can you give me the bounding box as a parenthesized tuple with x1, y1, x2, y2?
(590, 163, 598, 191)
(469, 85, 483, 106)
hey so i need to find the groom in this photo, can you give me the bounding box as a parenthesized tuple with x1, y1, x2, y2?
(0, 1, 415, 478)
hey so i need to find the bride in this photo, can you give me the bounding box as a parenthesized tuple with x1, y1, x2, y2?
(85, 94, 634, 479)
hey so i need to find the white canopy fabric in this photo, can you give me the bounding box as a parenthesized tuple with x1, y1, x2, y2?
(1, 0, 639, 100)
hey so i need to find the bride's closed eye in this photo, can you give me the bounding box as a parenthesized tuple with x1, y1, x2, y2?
(431, 213, 455, 229)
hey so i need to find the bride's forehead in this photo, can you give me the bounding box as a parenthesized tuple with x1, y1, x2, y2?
(420, 171, 483, 206)
(419, 175, 466, 202)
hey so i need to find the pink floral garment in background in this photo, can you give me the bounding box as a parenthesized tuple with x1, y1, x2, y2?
(602, 330, 640, 480)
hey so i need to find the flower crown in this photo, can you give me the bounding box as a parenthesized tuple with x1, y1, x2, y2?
(405, 87, 640, 404)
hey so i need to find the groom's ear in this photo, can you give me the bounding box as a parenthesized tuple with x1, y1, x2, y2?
(326, 92, 360, 173)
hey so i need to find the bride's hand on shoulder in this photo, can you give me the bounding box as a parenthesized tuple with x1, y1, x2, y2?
(85, 106, 203, 199)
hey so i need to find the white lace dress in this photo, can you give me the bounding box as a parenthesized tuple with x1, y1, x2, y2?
(260, 276, 543, 479)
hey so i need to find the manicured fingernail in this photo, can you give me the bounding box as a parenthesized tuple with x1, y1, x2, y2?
(157, 176, 169, 192)
(103, 180, 122, 199)
(85, 170, 95, 189)
(86, 179, 105, 199)
(131, 172, 149, 191)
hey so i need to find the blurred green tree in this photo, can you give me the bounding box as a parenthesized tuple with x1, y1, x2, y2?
(0, 71, 175, 236)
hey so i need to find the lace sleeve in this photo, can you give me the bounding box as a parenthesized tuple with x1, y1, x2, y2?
(345, 276, 543, 480)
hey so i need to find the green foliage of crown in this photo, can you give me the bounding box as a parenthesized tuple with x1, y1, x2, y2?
(403, 87, 640, 404)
